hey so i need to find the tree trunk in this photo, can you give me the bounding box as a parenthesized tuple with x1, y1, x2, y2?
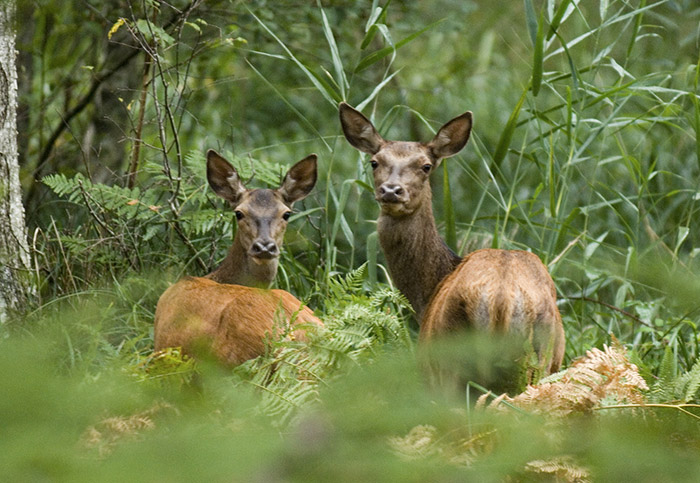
(0, 0, 31, 323)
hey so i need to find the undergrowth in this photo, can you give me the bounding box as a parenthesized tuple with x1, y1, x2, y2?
(6, 0, 700, 480)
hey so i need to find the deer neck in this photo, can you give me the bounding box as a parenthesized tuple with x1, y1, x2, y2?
(377, 197, 462, 319)
(205, 234, 278, 288)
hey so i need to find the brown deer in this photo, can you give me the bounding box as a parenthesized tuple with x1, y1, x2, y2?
(154, 149, 322, 366)
(339, 103, 565, 380)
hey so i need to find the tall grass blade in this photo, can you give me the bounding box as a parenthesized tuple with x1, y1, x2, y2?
(695, 58, 700, 171)
(366, 231, 378, 287)
(442, 163, 456, 250)
(531, 9, 545, 97)
(330, 179, 355, 250)
(245, 60, 332, 152)
(361, 0, 391, 49)
(249, 9, 338, 106)
(626, 0, 647, 59)
(356, 70, 401, 110)
(317, 1, 348, 97)
(354, 19, 445, 73)
(548, 135, 556, 218)
(547, 0, 574, 40)
(566, 85, 573, 140)
(524, 0, 538, 45)
(493, 87, 528, 166)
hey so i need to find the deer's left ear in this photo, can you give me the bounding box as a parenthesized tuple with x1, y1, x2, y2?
(427, 111, 473, 162)
(278, 154, 318, 205)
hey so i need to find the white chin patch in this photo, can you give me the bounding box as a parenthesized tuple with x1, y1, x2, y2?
(251, 256, 277, 266)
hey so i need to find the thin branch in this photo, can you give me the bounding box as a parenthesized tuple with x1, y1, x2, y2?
(34, 50, 141, 178)
(33, 0, 203, 180)
(566, 295, 653, 328)
(594, 403, 700, 421)
(126, 51, 152, 189)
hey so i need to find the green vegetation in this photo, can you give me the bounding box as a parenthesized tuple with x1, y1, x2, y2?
(5, 0, 700, 479)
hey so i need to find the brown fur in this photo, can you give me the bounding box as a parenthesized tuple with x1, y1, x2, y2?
(154, 277, 321, 365)
(420, 249, 565, 373)
(153, 150, 322, 366)
(339, 103, 565, 376)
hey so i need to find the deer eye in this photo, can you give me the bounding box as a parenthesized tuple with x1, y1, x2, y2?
(422, 163, 432, 173)
(282, 211, 292, 221)
(370, 160, 379, 170)
(234, 210, 244, 220)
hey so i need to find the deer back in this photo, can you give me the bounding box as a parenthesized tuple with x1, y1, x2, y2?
(420, 249, 565, 374)
(154, 277, 321, 365)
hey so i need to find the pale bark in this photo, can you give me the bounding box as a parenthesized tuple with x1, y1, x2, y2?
(0, 0, 31, 323)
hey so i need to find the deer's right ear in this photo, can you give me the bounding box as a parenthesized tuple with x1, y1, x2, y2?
(206, 150, 247, 205)
(279, 154, 318, 205)
(427, 111, 473, 161)
(339, 102, 384, 155)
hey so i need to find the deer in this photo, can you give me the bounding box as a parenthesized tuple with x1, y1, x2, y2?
(153, 149, 323, 366)
(339, 102, 565, 385)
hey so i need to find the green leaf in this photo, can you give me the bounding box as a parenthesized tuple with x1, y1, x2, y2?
(318, 2, 348, 96)
(442, 162, 456, 250)
(361, 24, 379, 50)
(531, 8, 545, 97)
(246, 60, 332, 152)
(356, 69, 400, 111)
(523, 0, 538, 45)
(135, 19, 174, 46)
(548, 135, 556, 218)
(366, 232, 379, 287)
(354, 19, 445, 73)
(330, 179, 355, 248)
(547, 0, 574, 40)
(249, 9, 338, 106)
(361, 0, 390, 49)
(493, 87, 528, 166)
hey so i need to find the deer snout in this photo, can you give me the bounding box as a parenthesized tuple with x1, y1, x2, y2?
(378, 183, 405, 203)
(250, 239, 279, 259)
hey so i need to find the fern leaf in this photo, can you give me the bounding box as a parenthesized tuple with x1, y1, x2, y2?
(680, 358, 700, 402)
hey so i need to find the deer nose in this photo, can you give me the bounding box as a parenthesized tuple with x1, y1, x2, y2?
(379, 184, 404, 202)
(251, 240, 279, 259)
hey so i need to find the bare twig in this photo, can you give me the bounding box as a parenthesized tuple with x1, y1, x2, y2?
(594, 403, 700, 421)
(566, 295, 653, 328)
(548, 233, 583, 269)
(33, 0, 203, 180)
(34, 50, 141, 179)
(126, 52, 152, 189)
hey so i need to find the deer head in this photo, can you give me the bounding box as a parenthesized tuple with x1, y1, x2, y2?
(339, 102, 472, 218)
(206, 149, 317, 267)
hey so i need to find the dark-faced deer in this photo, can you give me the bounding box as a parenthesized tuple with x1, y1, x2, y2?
(154, 150, 322, 366)
(339, 103, 565, 380)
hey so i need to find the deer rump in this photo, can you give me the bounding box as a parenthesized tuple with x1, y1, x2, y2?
(154, 276, 319, 366)
(419, 248, 565, 375)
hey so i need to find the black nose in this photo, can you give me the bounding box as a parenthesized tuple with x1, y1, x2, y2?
(379, 184, 404, 202)
(251, 240, 279, 258)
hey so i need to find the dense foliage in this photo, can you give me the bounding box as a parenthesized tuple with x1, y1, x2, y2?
(5, 0, 700, 479)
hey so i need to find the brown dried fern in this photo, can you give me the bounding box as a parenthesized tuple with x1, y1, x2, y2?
(82, 402, 178, 457)
(478, 339, 648, 416)
(523, 456, 591, 482)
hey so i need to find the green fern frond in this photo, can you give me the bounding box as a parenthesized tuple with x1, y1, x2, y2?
(672, 357, 700, 403)
(326, 263, 367, 302)
(650, 346, 677, 402)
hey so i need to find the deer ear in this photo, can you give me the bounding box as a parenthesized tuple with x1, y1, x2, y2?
(339, 102, 384, 155)
(427, 111, 473, 161)
(278, 154, 318, 205)
(206, 150, 247, 205)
